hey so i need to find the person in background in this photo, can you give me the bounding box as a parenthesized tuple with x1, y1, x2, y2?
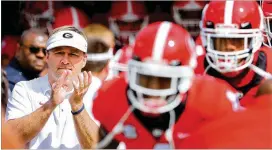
(195, 1, 272, 106)
(83, 23, 116, 80)
(261, 0, 272, 48)
(108, 1, 149, 50)
(82, 38, 112, 95)
(172, 1, 208, 58)
(51, 6, 90, 32)
(20, 1, 64, 32)
(172, 0, 207, 39)
(83, 23, 115, 51)
(5, 26, 98, 149)
(5, 28, 48, 91)
(1, 35, 20, 69)
(82, 38, 113, 125)
(109, 45, 133, 79)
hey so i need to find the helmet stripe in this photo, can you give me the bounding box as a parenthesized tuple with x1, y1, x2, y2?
(224, 1, 234, 25)
(152, 21, 172, 61)
(127, 0, 133, 14)
(48, 1, 53, 14)
(71, 7, 80, 29)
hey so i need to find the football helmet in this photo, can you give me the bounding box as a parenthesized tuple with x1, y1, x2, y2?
(109, 45, 133, 79)
(1, 35, 20, 68)
(261, 0, 272, 48)
(21, 1, 63, 30)
(52, 7, 90, 32)
(109, 1, 149, 45)
(1, 35, 20, 60)
(201, 1, 264, 73)
(127, 21, 197, 114)
(172, 0, 206, 38)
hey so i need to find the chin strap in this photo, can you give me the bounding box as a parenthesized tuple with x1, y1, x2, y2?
(165, 110, 176, 149)
(95, 106, 135, 149)
(204, 63, 272, 79)
(204, 65, 211, 75)
(249, 64, 272, 79)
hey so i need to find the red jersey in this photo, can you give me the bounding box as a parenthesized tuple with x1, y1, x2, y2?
(179, 94, 272, 148)
(93, 75, 240, 149)
(195, 34, 203, 46)
(195, 46, 272, 106)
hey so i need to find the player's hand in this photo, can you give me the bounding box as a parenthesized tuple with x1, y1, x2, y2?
(69, 71, 92, 111)
(50, 70, 70, 107)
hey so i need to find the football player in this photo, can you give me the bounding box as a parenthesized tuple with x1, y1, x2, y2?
(261, 0, 272, 48)
(195, 1, 272, 106)
(172, 0, 207, 39)
(108, 45, 133, 80)
(179, 93, 272, 148)
(92, 21, 241, 149)
(108, 1, 149, 50)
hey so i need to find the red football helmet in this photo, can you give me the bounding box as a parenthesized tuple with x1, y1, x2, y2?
(1, 35, 20, 59)
(127, 21, 197, 114)
(21, 1, 63, 30)
(1, 35, 20, 68)
(108, 45, 133, 80)
(201, 1, 264, 73)
(261, 0, 272, 48)
(109, 1, 149, 45)
(52, 7, 90, 32)
(172, 0, 207, 38)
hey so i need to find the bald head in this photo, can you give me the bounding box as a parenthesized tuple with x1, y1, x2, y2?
(17, 28, 48, 73)
(256, 79, 272, 97)
(20, 28, 48, 46)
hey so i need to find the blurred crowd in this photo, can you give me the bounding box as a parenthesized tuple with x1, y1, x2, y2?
(1, 0, 272, 149)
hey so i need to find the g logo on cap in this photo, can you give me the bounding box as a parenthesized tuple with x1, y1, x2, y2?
(63, 33, 73, 39)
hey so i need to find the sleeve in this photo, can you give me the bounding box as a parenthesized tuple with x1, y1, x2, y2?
(190, 78, 242, 120)
(204, 82, 242, 120)
(5, 81, 32, 121)
(8, 80, 16, 92)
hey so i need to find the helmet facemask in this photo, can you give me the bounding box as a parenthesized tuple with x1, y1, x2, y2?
(109, 16, 149, 45)
(127, 59, 194, 114)
(22, 1, 54, 30)
(173, 7, 202, 38)
(263, 15, 272, 47)
(202, 23, 263, 73)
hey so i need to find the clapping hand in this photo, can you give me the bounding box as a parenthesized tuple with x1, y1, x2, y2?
(50, 70, 71, 106)
(69, 71, 92, 111)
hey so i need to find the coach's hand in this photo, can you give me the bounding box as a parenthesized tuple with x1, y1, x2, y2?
(69, 71, 92, 112)
(50, 70, 70, 107)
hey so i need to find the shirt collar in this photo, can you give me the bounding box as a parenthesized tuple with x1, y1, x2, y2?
(41, 74, 51, 96)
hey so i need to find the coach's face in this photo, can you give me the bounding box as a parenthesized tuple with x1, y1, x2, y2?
(46, 46, 87, 80)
